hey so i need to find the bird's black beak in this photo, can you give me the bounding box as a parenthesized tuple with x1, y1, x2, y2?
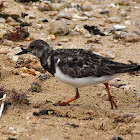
(16, 46, 29, 55)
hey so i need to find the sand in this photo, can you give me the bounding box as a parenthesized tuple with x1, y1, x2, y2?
(0, 0, 140, 140)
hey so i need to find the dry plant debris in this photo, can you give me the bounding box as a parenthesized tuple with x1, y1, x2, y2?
(10, 89, 29, 105)
(3, 27, 30, 42)
(0, 86, 29, 107)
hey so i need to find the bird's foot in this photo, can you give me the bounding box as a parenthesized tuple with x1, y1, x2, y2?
(54, 101, 69, 106)
(109, 96, 117, 109)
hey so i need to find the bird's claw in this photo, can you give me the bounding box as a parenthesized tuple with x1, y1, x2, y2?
(109, 96, 117, 109)
(54, 101, 69, 106)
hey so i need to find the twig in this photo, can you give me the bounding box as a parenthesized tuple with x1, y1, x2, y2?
(0, 94, 6, 118)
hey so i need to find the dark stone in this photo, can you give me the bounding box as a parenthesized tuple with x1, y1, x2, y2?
(7, 137, 17, 140)
(42, 19, 48, 22)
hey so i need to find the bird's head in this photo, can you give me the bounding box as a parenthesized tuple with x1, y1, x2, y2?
(16, 40, 52, 59)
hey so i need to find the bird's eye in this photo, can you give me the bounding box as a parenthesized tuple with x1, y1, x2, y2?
(30, 45, 36, 49)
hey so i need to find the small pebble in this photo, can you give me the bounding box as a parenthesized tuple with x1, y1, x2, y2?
(9, 126, 16, 133)
(26, 116, 30, 120)
(98, 21, 105, 26)
(81, 1, 93, 11)
(113, 33, 121, 39)
(17, 67, 36, 76)
(73, 15, 88, 21)
(8, 22, 19, 26)
(33, 24, 43, 29)
(12, 55, 19, 62)
(84, 12, 94, 18)
(124, 33, 140, 42)
(60, 38, 70, 42)
(38, 74, 49, 81)
(58, 13, 72, 20)
(134, 6, 139, 9)
(125, 20, 131, 25)
(114, 39, 119, 43)
(0, 17, 6, 23)
(6, 17, 16, 22)
(21, 73, 29, 78)
(51, 3, 61, 11)
(49, 20, 70, 36)
(116, 0, 130, 6)
(0, 48, 10, 54)
(120, 10, 127, 17)
(74, 25, 88, 34)
(35, 71, 41, 77)
(41, 138, 50, 140)
(49, 12, 57, 16)
(17, 59, 24, 65)
(110, 3, 120, 9)
(114, 24, 126, 30)
(46, 34, 55, 41)
(104, 17, 121, 24)
(125, 43, 131, 46)
(38, 2, 51, 11)
(125, 16, 130, 20)
(85, 33, 92, 38)
(102, 50, 116, 59)
(132, 30, 140, 35)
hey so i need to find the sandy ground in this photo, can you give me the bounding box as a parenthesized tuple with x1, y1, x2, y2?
(0, 0, 140, 140)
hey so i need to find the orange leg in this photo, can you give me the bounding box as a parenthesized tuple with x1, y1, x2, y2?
(104, 83, 117, 109)
(56, 88, 80, 106)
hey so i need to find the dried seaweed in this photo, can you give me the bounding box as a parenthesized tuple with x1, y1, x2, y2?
(0, 86, 6, 98)
(10, 89, 29, 105)
(0, 86, 29, 106)
(84, 25, 105, 36)
(33, 109, 56, 116)
(3, 27, 30, 42)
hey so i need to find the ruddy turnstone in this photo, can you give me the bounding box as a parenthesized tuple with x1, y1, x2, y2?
(17, 40, 140, 109)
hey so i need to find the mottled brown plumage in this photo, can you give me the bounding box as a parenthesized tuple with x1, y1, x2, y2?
(51, 49, 139, 78)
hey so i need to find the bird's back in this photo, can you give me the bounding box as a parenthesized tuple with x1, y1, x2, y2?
(48, 49, 140, 78)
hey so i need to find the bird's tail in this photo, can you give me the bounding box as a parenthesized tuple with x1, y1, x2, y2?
(120, 63, 140, 73)
(127, 64, 140, 73)
(130, 65, 140, 71)
(108, 62, 140, 74)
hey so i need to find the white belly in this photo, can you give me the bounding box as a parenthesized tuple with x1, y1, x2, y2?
(54, 66, 118, 88)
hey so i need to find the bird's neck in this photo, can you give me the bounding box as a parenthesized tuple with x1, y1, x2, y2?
(39, 49, 55, 75)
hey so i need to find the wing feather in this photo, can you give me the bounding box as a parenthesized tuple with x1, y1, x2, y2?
(52, 49, 114, 78)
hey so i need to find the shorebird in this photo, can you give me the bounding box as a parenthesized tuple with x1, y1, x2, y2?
(17, 40, 140, 109)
